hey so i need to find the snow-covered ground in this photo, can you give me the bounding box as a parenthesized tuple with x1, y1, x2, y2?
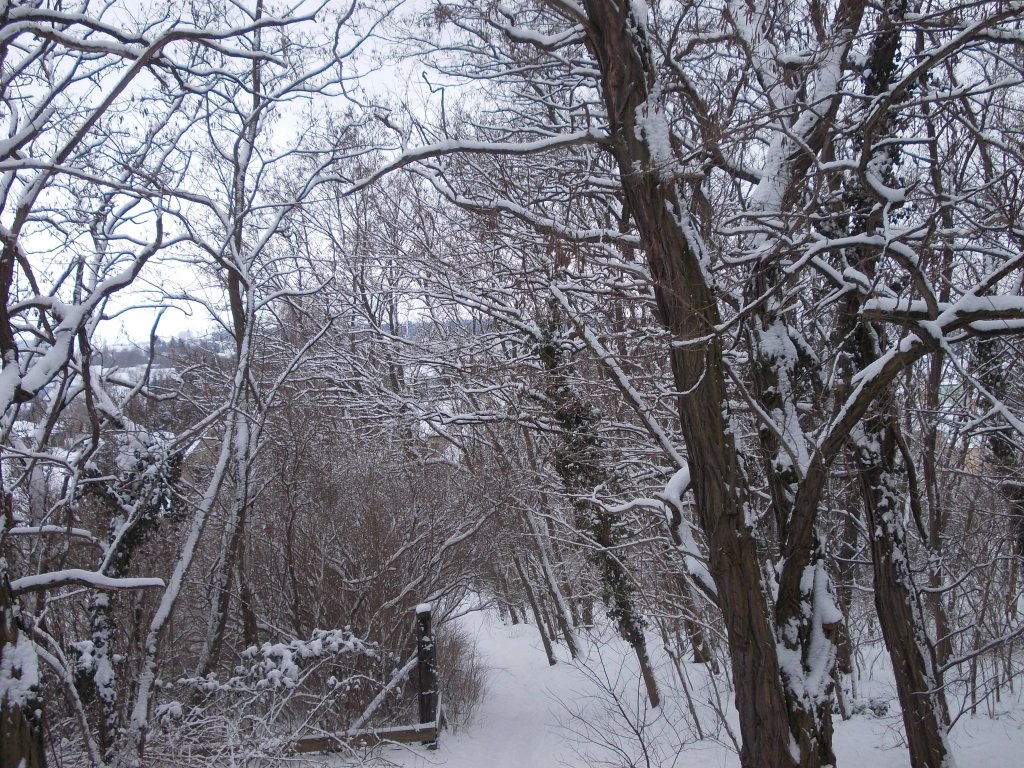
(327, 609, 1024, 768)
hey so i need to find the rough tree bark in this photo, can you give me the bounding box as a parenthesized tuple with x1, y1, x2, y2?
(578, 2, 798, 763)
(856, 420, 952, 768)
(838, 1, 954, 761)
(1, 493, 45, 768)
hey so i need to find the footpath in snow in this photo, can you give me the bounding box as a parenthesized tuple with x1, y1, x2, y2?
(333, 609, 1023, 768)
(390, 615, 587, 768)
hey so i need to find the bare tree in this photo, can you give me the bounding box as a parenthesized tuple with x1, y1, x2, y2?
(0, 1, 398, 764)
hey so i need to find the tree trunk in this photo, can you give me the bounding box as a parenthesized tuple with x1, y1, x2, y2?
(674, 575, 716, 668)
(83, 594, 118, 759)
(580, 2, 798, 763)
(857, 420, 952, 768)
(1, 573, 45, 768)
(538, 300, 659, 703)
(196, 421, 252, 676)
(833, 503, 859, 676)
(514, 555, 557, 666)
(496, 569, 521, 624)
(921, 353, 953, 667)
(539, 593, 559, 647)
(523, 507, 579, 658)
(543, 514, 582, 628)
(590, 508, 661, 708)
(581, 596, 593, 627)
(634, 635, 661, 712)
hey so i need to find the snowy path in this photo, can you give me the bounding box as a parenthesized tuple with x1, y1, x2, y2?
(324, 610, 1024, 768)
(379, 615, 586, 768)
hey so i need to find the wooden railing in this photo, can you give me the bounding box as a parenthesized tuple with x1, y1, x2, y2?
(293, 603, 442, 754)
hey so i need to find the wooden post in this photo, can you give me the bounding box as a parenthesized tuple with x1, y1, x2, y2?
(415, 603, 438, 748)
(292, 605, 441, 754)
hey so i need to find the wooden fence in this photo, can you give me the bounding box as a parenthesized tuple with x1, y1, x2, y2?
(293, 603, 441, 754)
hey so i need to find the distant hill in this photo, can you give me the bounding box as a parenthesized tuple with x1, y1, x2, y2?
(97, 333, 233, 369)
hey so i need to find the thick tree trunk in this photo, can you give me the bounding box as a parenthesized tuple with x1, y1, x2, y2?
(858, 429, 952, 768)
(1, 574, 45, 768)
(832, 289, 953, 768)
(832, 2, 950, 761)
(750, 303, 837, 766)
(580, 3, 798, 764)
(837, 154, 953, 767)
(83, 594, 118, 759)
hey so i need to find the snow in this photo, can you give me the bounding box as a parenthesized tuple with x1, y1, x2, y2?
(323, 618, 518, 766)
(351, 129, 609, 195)
(803, 561, 841, 701)
(0, 629, 39, 708)
(635, 87, 676, 180)
(5, 525, 103, 549)
(9, 569, 165, 595)
(495, 17, 584, 49)
(368, 613, 640, 768)
(318, 609, 1024, 768)
(664, 466, 691, 505)
(661, 467, 717, 598)
(629, 0, 650, 29)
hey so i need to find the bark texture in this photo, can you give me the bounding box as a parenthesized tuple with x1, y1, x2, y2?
(579, 2, 797, 764)
(1, 574, 45, 768)
(857, 417, 952, 768)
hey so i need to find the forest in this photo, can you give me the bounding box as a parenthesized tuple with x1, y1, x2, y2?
(2, 1, 1024, 767)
